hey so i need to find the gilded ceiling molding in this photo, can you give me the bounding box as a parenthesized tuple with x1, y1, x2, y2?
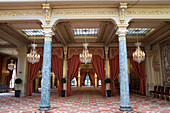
(42, 3, 52, 25)
(119, 3, 127, 23)
(0, 10, 44, 17)
(52, 8, 118, 17)
(126, 9, 170, 16)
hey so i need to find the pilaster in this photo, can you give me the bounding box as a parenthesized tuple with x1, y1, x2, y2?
(16, 46, 28, 97)
(78, 68, 81, 87)
(145, 46, 154, 96)
(105, 46, 110, 92)
(95, 73, 97, 87)
(63, 46, 68, 94)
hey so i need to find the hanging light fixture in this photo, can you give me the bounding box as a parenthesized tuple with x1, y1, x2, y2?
(27, 35, 40, 64)
(80, 29, 92, 64)
(133, 30, 145, 63)
(8, 59, 15, 71)
(8, 51, 15, 71)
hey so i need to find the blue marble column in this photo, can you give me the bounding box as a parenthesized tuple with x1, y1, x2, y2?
(39, 32, 52, 111)
(118, 33, 132, 111)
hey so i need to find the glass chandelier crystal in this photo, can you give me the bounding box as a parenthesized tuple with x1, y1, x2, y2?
(8, 59, 15, 71)
(133, 31, 145, 63)
(80, 43, 92, 64)
(27, 43, 40, 64)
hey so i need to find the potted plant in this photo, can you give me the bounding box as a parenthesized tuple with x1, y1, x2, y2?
(105, 78, 112, 97)
(60, 78, 66, 97)
(15, 78, 22, 97)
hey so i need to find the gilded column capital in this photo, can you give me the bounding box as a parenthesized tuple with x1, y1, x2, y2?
(116, 24, 129, 36)
(42, 25, 53, 37)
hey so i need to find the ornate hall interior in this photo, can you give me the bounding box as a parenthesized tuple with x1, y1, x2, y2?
(0, 0, 170, 112)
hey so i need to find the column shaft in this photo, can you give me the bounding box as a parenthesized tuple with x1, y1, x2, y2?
(17, 47, 28, 97)
(118, 34, 132, 111)
(39, 33, 52, 111)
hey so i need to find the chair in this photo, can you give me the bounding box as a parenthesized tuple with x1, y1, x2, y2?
(158, 86, 164, 99)
(154, 86, 161, 98)
(163, 87, 170, 101)
(150, 85, 157, 97)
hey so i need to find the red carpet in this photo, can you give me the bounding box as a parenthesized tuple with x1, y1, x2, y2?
(0, 87, 169, 113)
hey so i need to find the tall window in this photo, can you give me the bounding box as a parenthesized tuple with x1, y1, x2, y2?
(9, 64, 16, 89)
(99, 80, 101, 86)
(71, 77, 77, 86)
(85, 73, 91, 86)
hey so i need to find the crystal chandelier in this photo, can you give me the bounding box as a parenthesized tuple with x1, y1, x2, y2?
(8, 59, 15, 71)
(133, 31, 145, 63)
(27, 43, 40, 64)
(80, 43, 92, 64)
(79, 29, 92, 64)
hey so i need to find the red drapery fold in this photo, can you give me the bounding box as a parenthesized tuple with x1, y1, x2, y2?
(51, 56, 63, 96)
(6, 71, 13, 86)
(80, 72, 86, 86)
(67, 56, 81, 96)
(26, 57, 43, 96)
(89, 72, 95, 86)
(92, 55, 106, 96)
(130, 57, 146, 95)
(110, 56, 119, 95)
(0, 56, 3, 83)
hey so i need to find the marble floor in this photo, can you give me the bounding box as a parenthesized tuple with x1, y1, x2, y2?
(0, 87, 169, 113)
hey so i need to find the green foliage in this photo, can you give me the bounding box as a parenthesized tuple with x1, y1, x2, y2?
(105, 78, 112, 83)
(15, 78, 22, 84)
(61, 78, 67, 83)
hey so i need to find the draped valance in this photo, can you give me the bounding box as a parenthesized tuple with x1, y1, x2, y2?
(30, 47, 63, 59)
(68, 47, 105, 59)
(109, 47, 137, 59)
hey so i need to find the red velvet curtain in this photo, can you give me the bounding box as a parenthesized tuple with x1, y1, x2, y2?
(130, 57, 146, 95)
(6, 71, 13, 86)
(67, 56, 81, 96)
(92, 55, 106, 96)
(0, 56, 3, 83)
(110, 56, 119, 95)
(89, 72, 95, 86)
(80, 72, 86, 86)
(51, 56, 63, 96)
(26, 57, 43, 96)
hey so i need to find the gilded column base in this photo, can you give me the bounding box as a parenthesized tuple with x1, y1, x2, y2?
(39, 105, 52, 111)
(119, 105, 132, 111)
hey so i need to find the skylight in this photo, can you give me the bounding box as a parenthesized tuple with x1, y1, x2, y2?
(73, 28, 98, 36)
(127, 28, 151, 35)
(21, 29, 44, 36)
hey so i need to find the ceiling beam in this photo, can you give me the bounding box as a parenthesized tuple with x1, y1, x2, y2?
(105, 26, 118, 46)
(53, 26, 68, 46)
(0, 29, 26, 47)
(143, 24, 170, 45)
(0, 24, 30, 44)
(97, 21, 108, 42)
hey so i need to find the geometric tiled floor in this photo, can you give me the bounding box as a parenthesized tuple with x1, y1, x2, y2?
(0, 87, 170, 113)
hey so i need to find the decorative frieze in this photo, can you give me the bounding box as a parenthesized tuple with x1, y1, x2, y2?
(0, 10, 44, 17)
(52, 8, 118, 17)
(126, 9, 170, 16)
